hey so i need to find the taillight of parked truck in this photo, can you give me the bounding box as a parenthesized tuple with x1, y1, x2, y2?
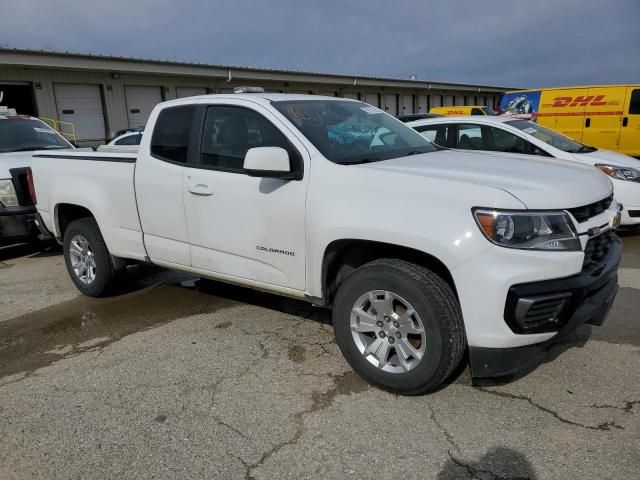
(26, 167, 37, 204)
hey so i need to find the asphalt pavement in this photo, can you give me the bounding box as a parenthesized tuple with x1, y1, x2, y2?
(0, 233, 638, 479)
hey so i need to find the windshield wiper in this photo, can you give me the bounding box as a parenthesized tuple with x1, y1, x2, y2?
(575, 145, 597, 153)
(339, 157, 384, 165)
(405, 150, 434, 156)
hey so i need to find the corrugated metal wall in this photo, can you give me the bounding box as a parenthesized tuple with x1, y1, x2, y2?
(0, 67, 502, 142)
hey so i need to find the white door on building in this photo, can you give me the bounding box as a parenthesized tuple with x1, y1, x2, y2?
(401, 94, 414, 115)
(342, 92, 359, 100)
(455, 95, 465, 106)
(125, 86, 163, 128)
(384, 94, 398, 116)
(443, 95, 454, 106)
(319, 91, 337, 97)
(365, 93, 379, 107)
(431, 95, 442, 108)
(176, 87, 207, 99)
(417, 95, 428, 112)
(53, 83, 106, 141)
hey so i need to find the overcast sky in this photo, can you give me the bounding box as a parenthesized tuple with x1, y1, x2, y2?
(1, 0, 638, 88)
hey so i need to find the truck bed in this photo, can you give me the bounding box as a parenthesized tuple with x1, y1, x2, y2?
(32, 151, 147, 261)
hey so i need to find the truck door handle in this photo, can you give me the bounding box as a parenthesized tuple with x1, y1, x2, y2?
(585, 118, 591, 128)
(622, 117, 628, 127)
(188, 184, 214, 196)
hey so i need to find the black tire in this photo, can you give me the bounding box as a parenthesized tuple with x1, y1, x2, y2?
(332, 259, 465, 395)
(63, 217, 118, 297)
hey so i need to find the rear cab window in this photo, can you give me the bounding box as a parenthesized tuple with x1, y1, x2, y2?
(150, 105, 197, 163)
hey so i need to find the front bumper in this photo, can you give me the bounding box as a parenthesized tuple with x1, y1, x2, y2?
(469, 232, 622, 377)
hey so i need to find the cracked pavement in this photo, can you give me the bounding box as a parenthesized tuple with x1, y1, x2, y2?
(0, 233, 639, 479)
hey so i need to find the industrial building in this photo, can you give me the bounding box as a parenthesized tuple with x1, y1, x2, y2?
(0, 48, 510, 144)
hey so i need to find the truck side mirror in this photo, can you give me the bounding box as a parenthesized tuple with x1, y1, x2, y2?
(243, 147, 295, 180)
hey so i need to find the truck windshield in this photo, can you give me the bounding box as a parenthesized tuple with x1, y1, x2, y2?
(0, 118, 71, 153)
(505, 120, 597, 153)
(272, 100, 437, 164)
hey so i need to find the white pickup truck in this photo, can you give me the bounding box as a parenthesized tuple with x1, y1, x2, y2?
(0, 107, 73, 245)
(31, 92, 622, 394)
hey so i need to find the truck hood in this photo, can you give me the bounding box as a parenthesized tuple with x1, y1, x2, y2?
(572, 149, 640, 169)
(359, 150, 613, 209)
(0, 151, 35, 178)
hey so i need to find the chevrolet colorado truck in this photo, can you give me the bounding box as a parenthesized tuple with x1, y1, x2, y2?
(0, 106, 72, 245)
(31, 93, 622, 394)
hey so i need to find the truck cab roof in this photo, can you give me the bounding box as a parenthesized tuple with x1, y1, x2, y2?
(161, 92, 356, 108)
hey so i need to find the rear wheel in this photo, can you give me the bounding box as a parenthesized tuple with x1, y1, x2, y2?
(63, 218, 118, 297)
(332, 259, 465, 395)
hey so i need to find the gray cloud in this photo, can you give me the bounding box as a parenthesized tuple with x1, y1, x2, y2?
(1, 0, 638, 88)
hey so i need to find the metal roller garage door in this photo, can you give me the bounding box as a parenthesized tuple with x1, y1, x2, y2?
(125, 86, 163, 128)
(364, 93, 379, 107)
(417, 95, 428, 113)
(401, 94, 414, 114)
(54, 84, 106, 141)
(384, 94, 398, 116)
(176, 87, 207, 99)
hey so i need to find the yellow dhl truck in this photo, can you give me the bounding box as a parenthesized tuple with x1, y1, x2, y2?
(499, 85, 640, 156)
(429, 106, 495, 116)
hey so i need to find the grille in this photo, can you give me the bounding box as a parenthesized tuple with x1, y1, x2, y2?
(629, 210, 640, 218)
(514, 293, 571, 331)
(567, 194, 613, 223)
(524, 297, 567, 326)
(582, 231, 615, 273)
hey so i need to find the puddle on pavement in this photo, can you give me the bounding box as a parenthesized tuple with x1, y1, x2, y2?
(0, 273, 333, 381)
(310, 371, 370, 411)
(288, 345, 306, 363)
(0, 283, 231, 379)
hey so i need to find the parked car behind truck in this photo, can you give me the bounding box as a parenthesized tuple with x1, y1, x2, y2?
(0, 107, 72, 246)
(31, 93, 622, 394)
(408, 115, 640, 226)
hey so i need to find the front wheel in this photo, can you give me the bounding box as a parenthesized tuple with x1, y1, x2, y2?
(63, 217, 118, 297)
(332, 259, 466, 395)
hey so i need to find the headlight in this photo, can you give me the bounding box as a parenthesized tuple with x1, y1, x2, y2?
(0, 179, 19, 207)
(595, 164, 640, 182)
(473, 209, 581, 251)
